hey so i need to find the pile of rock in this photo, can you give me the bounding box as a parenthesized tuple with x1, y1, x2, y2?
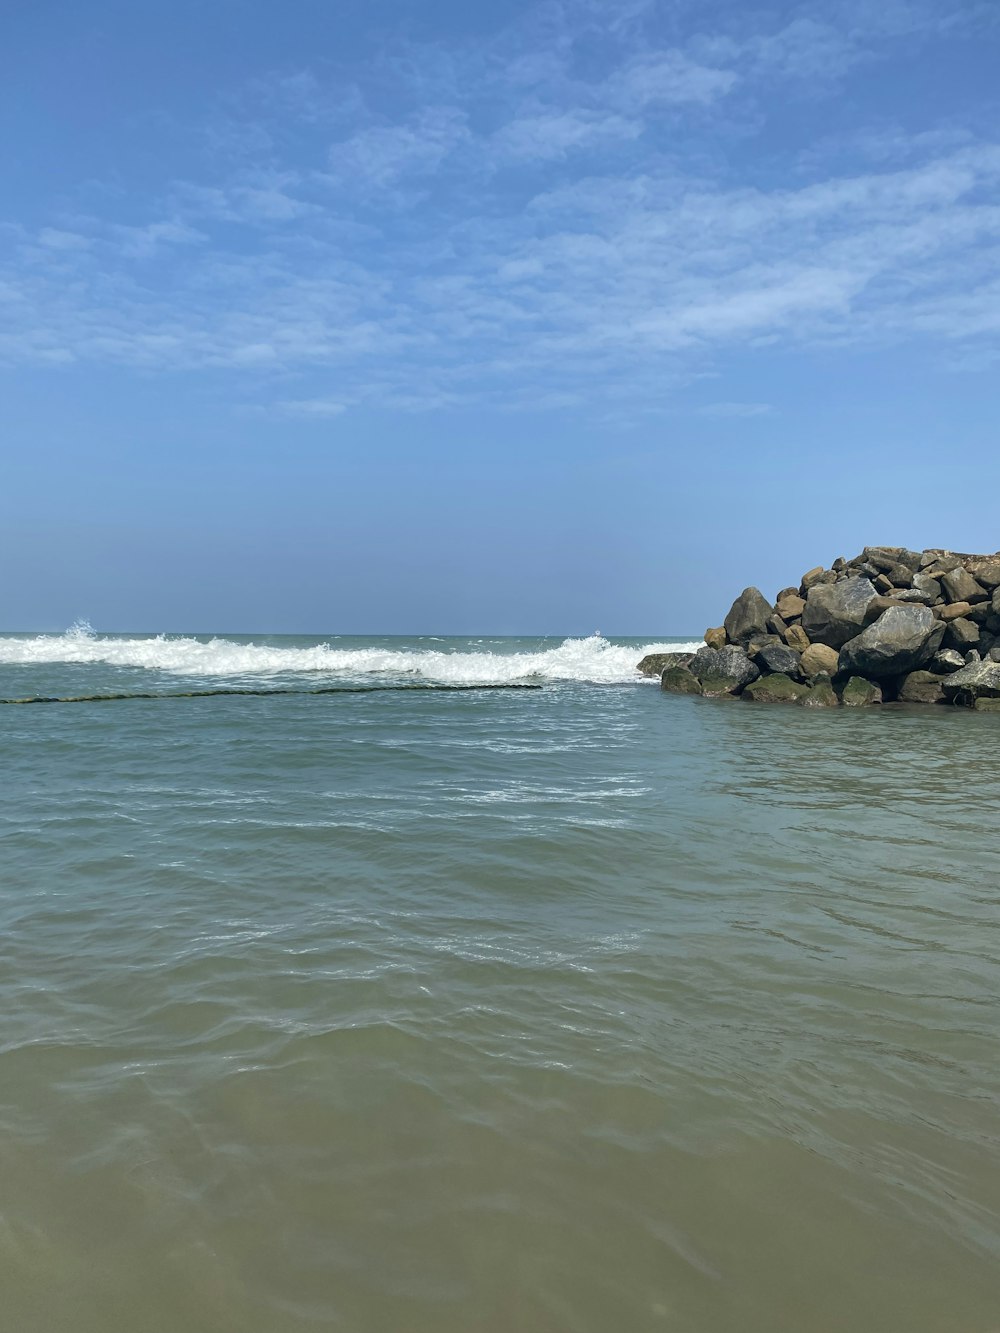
(640, 546, 1000, 710)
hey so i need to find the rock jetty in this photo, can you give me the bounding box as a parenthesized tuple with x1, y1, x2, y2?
(639, 546, 1000, 710)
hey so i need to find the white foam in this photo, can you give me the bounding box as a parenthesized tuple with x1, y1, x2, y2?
(0, 628, 700, 685)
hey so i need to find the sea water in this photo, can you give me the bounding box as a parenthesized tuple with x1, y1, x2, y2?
(2, 628, 999, 1332)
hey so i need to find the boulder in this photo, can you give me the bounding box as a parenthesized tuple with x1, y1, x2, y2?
(715, 645, 761, 689)
(940, 566, 986, 604)
(874, 574, 893, 594)
(767, 612, 788, 637)
(704, 626, 727, 650)
(994, 586, 1000, 615)
(690, 644, 759, 695)
(800, 566, 826, 591)
(801, 576, 878, 649)
(973, 698, 1000, 712)
(776, 593, 806, 621)
(661, 667, 703, 695)
(944, 617, 980, 650)
(898, 671, 947, 704)
(690, 646, 722, 679)
(975, 561, 1000, 590)
(799, 675, 839, 707)
(784, 623, 810, 653)
(912, 573, 942, 601)
(940, 601, 973, 621)
(841, 676, 883, 706)
(931, 649, 965, 674)
(637, 652, 693, 677)
(799, 642, 840, 678)
(886, 564, 914, 588)
(742, 673, 809, 703)
(723, 587, 772, 648)
(941, 660, 1000, 704)
(838, 605, 944, 678)
(754, 641, 802, 677)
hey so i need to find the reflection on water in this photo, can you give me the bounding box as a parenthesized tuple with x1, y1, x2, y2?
(2, 653, 1000, 1332)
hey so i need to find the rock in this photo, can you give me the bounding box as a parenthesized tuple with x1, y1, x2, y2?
(973, 698, 1000, 712)
(944, 617, 980, 650)
(874, 573, 894, 594)
(967, 603, 990, 624)
(716, 645, 761, 689)
(767, 612, 788, 637)
(660, 667, 703, 695)
(742, 673, 809, 703)
(832, 557, 847, 572)
(704, 626, 727, 650)
(931, 649, 965, 674)
(940, 566, 986, 604)
(776, 587, 799, 603)
(975, 561, 1000, 590)
(841, 676, 883, 706)
(690, 647, 722, 679)
(784, 623, 810, 653)
(887, 564, 914, 588)
(723, 587, 772, 648)
(941, 660, 1000, 704)
(801, 577, 878, 649)
(912, 573, 942, 601)
(994, 587, 1000, 615)
(940, 601, 973, 621)
(637, 652, 693, 677)
(991, 647, 1000, 663)
(776, 593, 806, 621)
(799, 642, 840, 677)
(799, 674, 839, 707)
(800, 566, 826, 591)
(965, 649, 981, 664)
(862, 546, 922, 575)
(754, 641, 802, 677)
(898, 671, 947, 704)
(839, 605, 944, 678)
(746, 633, 780, 658)
(893, 588, 936, 605)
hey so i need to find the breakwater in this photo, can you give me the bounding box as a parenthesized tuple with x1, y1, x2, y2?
(642, 546, 1000, 708)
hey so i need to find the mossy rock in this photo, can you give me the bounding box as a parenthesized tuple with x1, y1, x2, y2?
(742, 673, 809, 703)
(840, 676, 883, 706)
(637, 652, 693, 677)
(699, 673, 746, 697)
(660, 667, 702, 695)
(798, 675, 839, 707)
(973, 697, 1000, 712)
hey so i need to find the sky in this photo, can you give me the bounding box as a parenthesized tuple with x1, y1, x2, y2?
(2, 0, 998, 634)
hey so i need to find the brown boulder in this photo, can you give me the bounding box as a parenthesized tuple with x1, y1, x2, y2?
(776, 593, 806, 620)
(704, 626, 727, 650)
(784, 623, 810, 653)
(800, 643, 840, 677)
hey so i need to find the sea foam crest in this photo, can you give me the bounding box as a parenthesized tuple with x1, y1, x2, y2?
(0, 632, 699, 684)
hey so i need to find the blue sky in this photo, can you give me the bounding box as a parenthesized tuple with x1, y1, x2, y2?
(2, 0, 998, 633)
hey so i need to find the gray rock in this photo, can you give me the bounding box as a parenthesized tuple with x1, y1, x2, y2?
(690, 644, 759, 694)
(931, 649, 965, 674)
(941, 660, 1000, 704)
(801, 577, 878, 649)
(975, 560, 1000, 590)
(723, 587, 772, 648)
(944, 617, 980, 650)
(661, 667, 703, 695)
(994, 587, 1000, 616)
(941, 566, 986, 604)
(767, 612, 788, 637)
(898, 671, 947, 704)
(841, 676, 883, 706)
(838, 605, 944, 678)
(637, 652, 693, 677)
(715, 645, 761, 689)
(690, 647, 722, 679)
(887, 564, 914, 588)
(990, 646, 1000, 663)
(912, 572, 942, 602)
(894, 588, 936, 605)
(754, 641, 802, 677)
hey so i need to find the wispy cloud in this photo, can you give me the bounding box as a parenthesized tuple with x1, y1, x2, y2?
(0, 0, 996, 417)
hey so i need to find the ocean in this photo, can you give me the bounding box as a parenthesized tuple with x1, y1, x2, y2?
(2, 628, 999, 1332)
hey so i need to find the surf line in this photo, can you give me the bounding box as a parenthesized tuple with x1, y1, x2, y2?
(0, 683, 543, 706)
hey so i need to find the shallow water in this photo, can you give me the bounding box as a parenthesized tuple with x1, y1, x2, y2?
(2, 632, 1000, 1332)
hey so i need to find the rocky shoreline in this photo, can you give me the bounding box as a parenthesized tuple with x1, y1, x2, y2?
(640, 546, 1000, 710)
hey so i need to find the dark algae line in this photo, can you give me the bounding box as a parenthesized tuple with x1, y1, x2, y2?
(1, 683, 543, 706)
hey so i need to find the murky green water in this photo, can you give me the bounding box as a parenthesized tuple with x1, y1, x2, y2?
(3, 633, 999, 1332)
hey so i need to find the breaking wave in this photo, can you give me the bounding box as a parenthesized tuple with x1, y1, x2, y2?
(0, 627, 698, 685)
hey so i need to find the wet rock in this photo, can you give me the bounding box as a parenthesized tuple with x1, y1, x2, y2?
(898, 671, 947, 704)
(690, 647, 722, 678)
(715, 645, 760, 689)
(801, 577, 878, 649)
(973, 698, 1000, 712)
(660, 666, 703, 695)
(723, 587, 772, 648)
(742, 673, 809, 703)
(841, 676, 883, 706)
(637, 652, 693, 677)
(799, 643, 840, 678)
(839, 605, 944, 678)
(799, 675, 839, 707)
